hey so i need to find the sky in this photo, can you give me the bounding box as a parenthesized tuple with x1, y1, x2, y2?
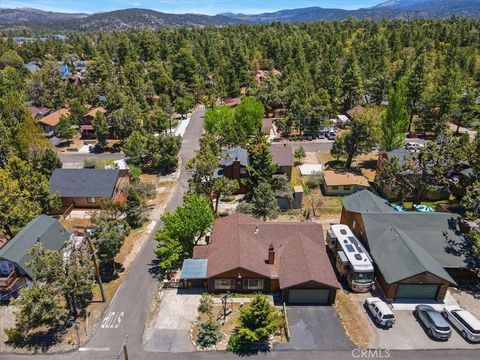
(1, 0, 383, 15)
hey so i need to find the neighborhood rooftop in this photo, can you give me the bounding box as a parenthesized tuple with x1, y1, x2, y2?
(49, 168, 121, 198)
(0, 215, 70, 279)
(220, 147, 249, 167)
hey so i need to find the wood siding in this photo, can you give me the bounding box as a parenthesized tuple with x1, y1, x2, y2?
(376, 271, 449, 301)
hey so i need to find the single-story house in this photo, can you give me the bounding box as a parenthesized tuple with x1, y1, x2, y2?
(376, 149, 450, 201)
(270, 145, 293, 180)
(340, 190, 476, 301)
(24, 61, 41, 74)
(81, 106, 108, 138)
(346, 105, 365, 119)
(322, 170, 370, 195)
(186, 213, 339, 304)
(0, 215, 72, 300)
(30, 106, 50, 120)
(49, 169, 129, 212)
(37, 108, 70, 137)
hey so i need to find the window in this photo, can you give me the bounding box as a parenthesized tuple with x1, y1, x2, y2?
(332, 186, 339, 190)
(215, 279, 234, 290)
(243, 279, 264, 290)
(343, 186, 351, 191)
(87, 197, 96, 203)
(240, 167, 247, 174)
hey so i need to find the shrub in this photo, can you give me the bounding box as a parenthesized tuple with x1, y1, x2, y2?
(198, 293, 213, 314)
(236, 202, 253, 214)
(4, 327, 24, 344)
(197, 317, 221, 348)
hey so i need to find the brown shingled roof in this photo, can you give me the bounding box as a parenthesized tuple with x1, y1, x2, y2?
(84, 106, 107, 118)
(323, 170, 370, 188)
(346, 105, 366, 118)
(193, 213, 339, 289)
(270, 145, 293, 167)
(37, 108, 70, 127)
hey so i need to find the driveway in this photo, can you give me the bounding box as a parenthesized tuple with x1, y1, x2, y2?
(143, 289, 201, 352)
(274, 306, 353, 351)
(369, 310, 480, 350)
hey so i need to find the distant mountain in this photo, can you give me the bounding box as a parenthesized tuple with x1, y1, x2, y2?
(0, 7, 88, 28)
(1, 1, 479, 32)
(0, 7, 240, 31)
(373, 0, 480, 13)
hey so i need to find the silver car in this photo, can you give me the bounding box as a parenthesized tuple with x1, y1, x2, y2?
(442, 305, 480, 343)
(415, 305, 452, 340)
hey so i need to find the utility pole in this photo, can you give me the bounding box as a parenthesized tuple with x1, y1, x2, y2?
(117, 335, 129, 360)
(86, 235, 106, 302)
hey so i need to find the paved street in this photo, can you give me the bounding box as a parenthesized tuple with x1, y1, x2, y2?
(271, 141, 334, 152)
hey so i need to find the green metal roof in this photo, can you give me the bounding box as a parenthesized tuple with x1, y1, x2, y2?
(361, 212, 470, 283)
(370, 226, 456, 285)
(0, 215, 71, 279)
(342, 190, 396, 213)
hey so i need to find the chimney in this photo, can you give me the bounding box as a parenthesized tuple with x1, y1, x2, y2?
(268, 244, 275, 265)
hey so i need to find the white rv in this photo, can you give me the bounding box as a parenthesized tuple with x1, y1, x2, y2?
(326, 224, 374, 292)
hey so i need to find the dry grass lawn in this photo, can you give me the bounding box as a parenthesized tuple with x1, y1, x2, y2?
(334, 291, 374, 348)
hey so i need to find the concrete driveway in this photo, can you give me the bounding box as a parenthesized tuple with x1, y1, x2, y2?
(274, 306, 354, 351)
(143, 289, 201, 352)
(369, 310, 480, 350)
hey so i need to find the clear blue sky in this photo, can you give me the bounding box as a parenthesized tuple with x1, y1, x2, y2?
(2, 0, 382, 15)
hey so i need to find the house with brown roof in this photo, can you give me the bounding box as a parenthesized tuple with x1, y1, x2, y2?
(30, 106, 50, 120)
(322, 170, 370, 196)
(270, 144, 294, 180)
(185, 213, 339, 304)
(81, 106, 107, 138)
(346, 105, 366, 119)
(36, 108, 70, 137)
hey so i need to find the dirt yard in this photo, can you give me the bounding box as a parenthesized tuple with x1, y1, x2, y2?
(334, 291, 376, 348)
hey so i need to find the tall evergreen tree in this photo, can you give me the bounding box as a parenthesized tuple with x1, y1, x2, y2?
(381, 77, 409, 151)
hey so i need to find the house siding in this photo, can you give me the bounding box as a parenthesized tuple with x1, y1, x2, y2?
(376, 270, 449, 301)
(207, 268, 272, 293)
(322, 184, 369, 196)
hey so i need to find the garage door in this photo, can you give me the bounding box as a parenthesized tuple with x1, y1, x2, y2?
(288, 289, 331, 304)
(395, 284, 439, 300)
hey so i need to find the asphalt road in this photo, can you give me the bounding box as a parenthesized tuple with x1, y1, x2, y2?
(2, 108, 479, 360)
(271, 140, 334, 152)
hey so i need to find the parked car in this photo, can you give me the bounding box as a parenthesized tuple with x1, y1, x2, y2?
(442, 305, 480, 343)
(405, 142, 424, 152)
(365, 297, 396, 328)
(326, 131, 336, 140)
(318, 131, 326, 139)
(414, 305, 452, 340)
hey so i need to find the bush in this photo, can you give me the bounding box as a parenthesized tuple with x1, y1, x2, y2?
(4, 327, 24, 344)
(236, 202, 253, 214)
(197, 317, 221, 348)
(198, 293, 213, 314)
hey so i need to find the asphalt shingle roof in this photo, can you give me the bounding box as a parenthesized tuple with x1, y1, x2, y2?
(342, 190, 396, 213)
(220, 147, 249, 167)
(370, 226, 456, 284)
(50, 169, 120, 198)
(361, 212, 470, 281)
(0, 215, 70, 278)
(193, 213, 339, 289)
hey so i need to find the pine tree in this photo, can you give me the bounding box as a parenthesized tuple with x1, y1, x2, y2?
(341, 53, 364, 110)
(381, 77, 409, 151)
(251, 181, 279, 221)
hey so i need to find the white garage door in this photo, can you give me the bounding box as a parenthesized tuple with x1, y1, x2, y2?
(395, 284, 439, 300)
(288, 289, 331, 304)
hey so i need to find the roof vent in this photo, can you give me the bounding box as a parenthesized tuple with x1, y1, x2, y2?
(354, 254, 362, 260)
(255, 225, 259, 234)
